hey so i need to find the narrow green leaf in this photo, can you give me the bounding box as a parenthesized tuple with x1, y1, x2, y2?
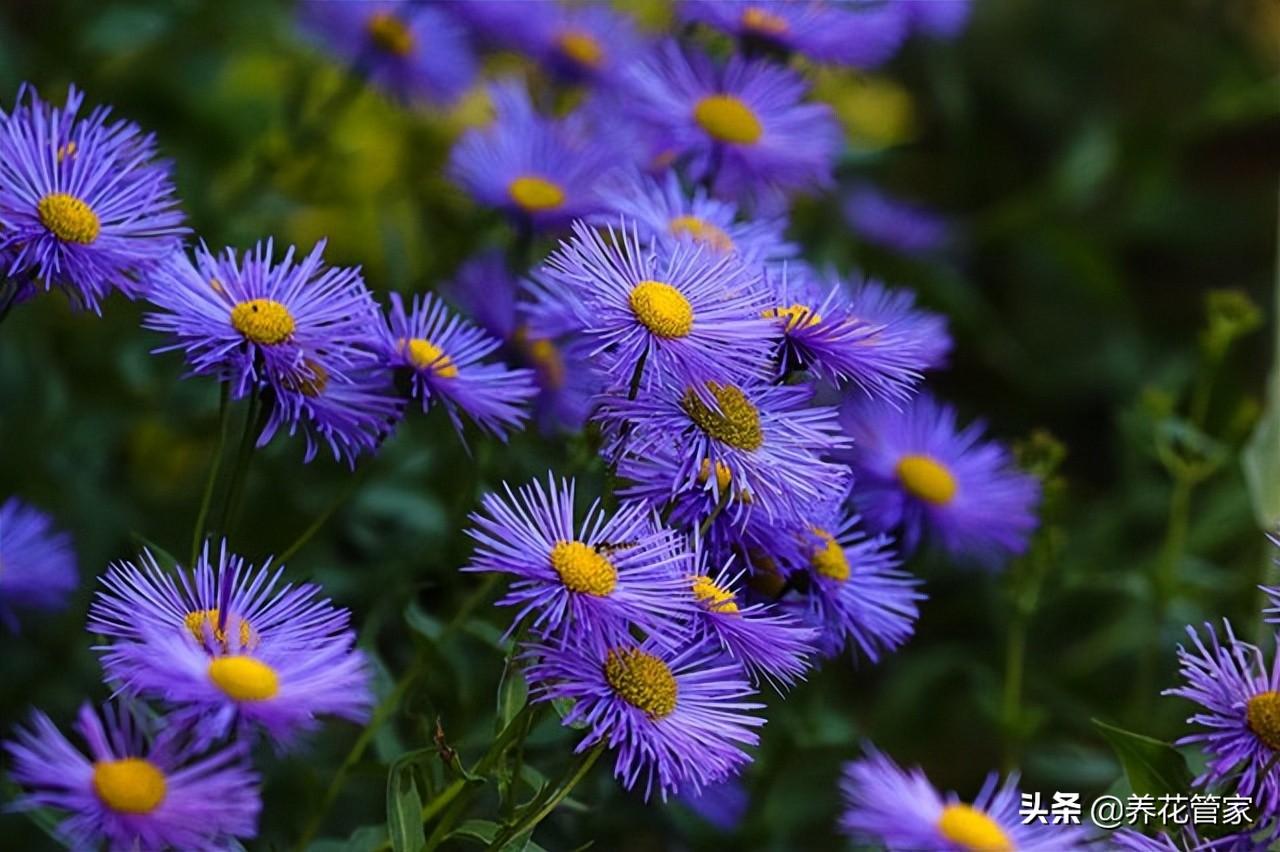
(387, 762, 426, 852)
(405, 601, 444, 642)
(1092, 718, 1193, 797)
(496, 661, 528, 733)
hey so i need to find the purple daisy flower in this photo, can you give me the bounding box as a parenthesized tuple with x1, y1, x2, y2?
(378, 291, 536, 441)
(1165, 621, 1280, 817)
(899, 0, 972, 39)
(448, 79, 613, 230)
(465, 475, 693, 641)
(844, 185, 953, 255)
(595, 170, 797, 265)
(621, 41, 841, 212)
(536, 220, 774, 391)
(679, 777, 750, 830)
(0, 496, 77, 629)
(89, 542, 372, 749)
(843, 274, 952, 370)
(841, 393, 1040, 567)
(471, 1, 645, 86)
(299, 1, 476, 105)
(0, 84, 186, 313)
(681, 0, 908, 68)
(5, 702, 259, 851)
(1112, 827, 1271, 851)
(840, 746, 1091, 851)
(795, 509, 922, 660)
(524, 631, 765, 800)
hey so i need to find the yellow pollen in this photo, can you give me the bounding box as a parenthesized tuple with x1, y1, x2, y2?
(936, 804, 1013, 852)
(56, 140, 78, 162)
(37, 192, 100, 245)
(513, 325, 565, 389)
(558, 30, 604, 69)
(763, 303, 822, 332)
(809, 527, 849, 582)
(184, 608, 254, 649)
(690, 575, 739, 614)
(509, 175, 566, 213)
(367, 11, 414, 56)
(896, 454, 959, 505)
(697, 458, 735, 491)
(681, 383, 763, 451)
(669, 215, 735, 253)
(604, 647, 678, 719)
(230, 299, 295, 345)
(286, 358, 329, 398)
(742, 6, 791, 37)
(629, 280, 694, 339)
(549, 540, 618, 596)
(209, 277, 226, 295)
(92, 758, 167, 814)
(401, 338, 458, 378)
(1248, 691, 1280, 751)
(694, 95, 763, 145)
(208, 655, 280, 701)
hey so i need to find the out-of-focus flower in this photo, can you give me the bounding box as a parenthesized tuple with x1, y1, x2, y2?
(840, 746, 1091, 851)
(0, 496, 76, 630)
(524, 631, 765, 800)
(0, 85, 186, 312)
(843, 275, 952, 370)
(841, 394, 1040, 567)
(89, 542, 371, 749)
(897, 0, 972, 39)
(621, 41, 840, 212)
(843, 185, 952, 255)
(299, 0, 476, 105)
(465, 475, 693, 641)
(5, 702, 260, 851)
(680, 777, 750, 831)
(379, 292, 535, 441)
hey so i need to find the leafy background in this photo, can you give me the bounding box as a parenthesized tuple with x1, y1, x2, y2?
(0, 0, 1278, 849)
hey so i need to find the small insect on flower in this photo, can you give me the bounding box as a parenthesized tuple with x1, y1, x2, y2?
(0, 496, 77, 630)
(5, 702, 260, 851)
(89, 542, 371, 749)
(465, 475, 694, 641)
(840, 746, 1090, 851)
(620, 41, 840, 211)
(0, 84, 186, 312)
(379, 291, 536, 441)
(299, 0, 477, 105)
(524, 632, 766, 800)
(841, 393, 1040, 568)
(1165, 621, 1280, 817)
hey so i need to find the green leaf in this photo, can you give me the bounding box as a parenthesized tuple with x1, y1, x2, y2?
(387, 760, 426, 852)
(447, 819, 547, 851)
(496, 660, 528, 733)
(129, 532, 182, 570)
(1092, 719, 1193, 797)
(1244, 374, 1280, 530)
(404, 601, 444, 642)
(306, 824, 388, 852)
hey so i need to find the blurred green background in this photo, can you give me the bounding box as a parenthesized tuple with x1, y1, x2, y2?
(1, 0, 1278, 848)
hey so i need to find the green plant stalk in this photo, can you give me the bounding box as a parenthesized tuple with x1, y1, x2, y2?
(217, 386, 263, 537)
(277, 462, 372, 563)
(487, 743, 605, 851)
(191, 383, 231, 566)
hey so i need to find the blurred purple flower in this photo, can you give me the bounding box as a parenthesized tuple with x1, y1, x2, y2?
(0, 496, 76, 630)
(844, 185, 952, 255)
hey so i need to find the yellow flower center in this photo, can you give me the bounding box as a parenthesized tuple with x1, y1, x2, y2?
(184, 608, 254, 649)
(91, 758, 167, 815)
(285, 358, 329, 398)
(230, 299, 296, 345)
(681, 383, 763, 451)
(694, 95, 763, 145)
(629, 280, 694, 339)
(37, 192, 100, 245)
(508, 175, 566, 213)
(896, 454, 959, 505)
(367, 11, 414, 56)
(936, 804, 1013, 852)
(208, 655, 280, 701)
(747, 551, 787, 597)
(1248, 690, 1280, 750)
(604, 647, 678, 719)
(742, 6, 791, 37)
(690, 574, 739, 614)
(403, 338, 459, 378)
(809, 527, 849, 582)
(763, 303, 822, 332)
(557, 30, 604, 69)
(549, 540, 618, 596)
(56, 141, 77, 162)
(669, 215, 735, 253)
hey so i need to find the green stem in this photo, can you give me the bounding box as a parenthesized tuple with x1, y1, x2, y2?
(486, 744, 604, 851)
(698, 486, 732, 538)
(1000, 609, 1029, 773)
(217, 386, 264, 537)
(191, 384, 231, 566)
(278, 463, 371, 564)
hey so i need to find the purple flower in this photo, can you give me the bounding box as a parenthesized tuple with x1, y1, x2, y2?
(89, 542, 371, 749)
(0, 84, 186, 312)
(843, 274, 952, 370)
(465, 475, 693, 641)
(378, 291, 535, 441)
(299, 1, 476, 104)
(679, 777, 750, 830)
(841, 393, 1040, 567)
(840, 746, 1091, 851)
(1112, 826, 1271, 851)
(899, 0, 972, 40)
(0, 496, 76, 629)
(524, 631, 765, 800)
(621, 41, 840, 212)
(844, 185, 952, 255)
(5, 702, 259, 851)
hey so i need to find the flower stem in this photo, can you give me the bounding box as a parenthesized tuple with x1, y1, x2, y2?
(486, 743, 605, 850)
(217, 386, 264, 537)
(277, 462, 372, 564)
(191, 383, 231, 566)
